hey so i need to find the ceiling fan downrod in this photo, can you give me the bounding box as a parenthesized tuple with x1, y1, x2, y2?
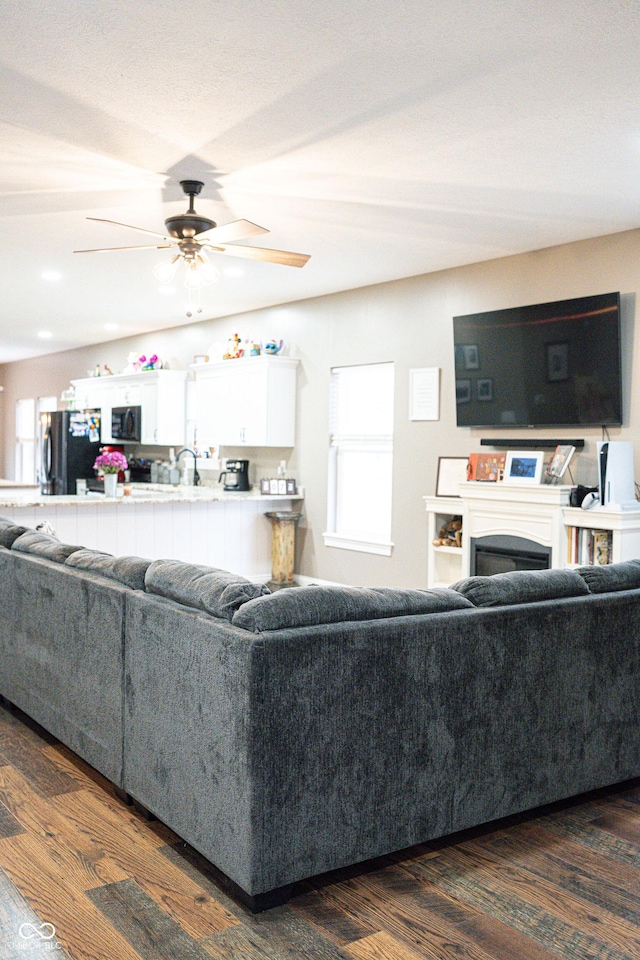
(164, 180, 216, 239)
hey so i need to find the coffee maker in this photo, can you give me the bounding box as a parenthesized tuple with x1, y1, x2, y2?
(218, 459, 250, 491)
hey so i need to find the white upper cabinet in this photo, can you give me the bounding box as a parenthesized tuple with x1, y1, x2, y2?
(70, 370, 187, 446)
(193, 356, 298, 447)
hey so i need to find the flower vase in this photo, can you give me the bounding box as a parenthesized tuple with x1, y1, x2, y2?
(103, 473, 118, 498)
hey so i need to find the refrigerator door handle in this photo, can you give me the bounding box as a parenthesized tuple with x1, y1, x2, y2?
(43, 423, 53, 482)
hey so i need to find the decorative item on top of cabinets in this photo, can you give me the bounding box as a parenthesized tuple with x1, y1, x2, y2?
(193, 356, 298, 448)
(124, 352, 163, 374)
(223, 333, 244, 359)
(264, 339, 283, 355)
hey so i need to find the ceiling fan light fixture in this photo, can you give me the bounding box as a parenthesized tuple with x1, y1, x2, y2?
(154, 254, 181, 284)
(184, 257, 219, 289)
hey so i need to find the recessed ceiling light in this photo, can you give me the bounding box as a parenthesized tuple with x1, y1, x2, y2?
(104, 323, 119, 331)
(40, 270, 62, 281)
(158, 286, 177, 295)
(37, 330, 53, 339)
(223, 266, 244, 278)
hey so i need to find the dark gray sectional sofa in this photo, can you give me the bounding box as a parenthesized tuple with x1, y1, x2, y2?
(1, 514, 640, 911)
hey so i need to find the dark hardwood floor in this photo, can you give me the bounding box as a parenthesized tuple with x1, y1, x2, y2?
(0, 701, 639, 960)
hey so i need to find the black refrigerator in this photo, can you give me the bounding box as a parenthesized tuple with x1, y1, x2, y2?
(39, 410, 102, 495)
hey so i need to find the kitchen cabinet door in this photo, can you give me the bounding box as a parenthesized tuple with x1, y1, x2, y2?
(194, 357, 297, 447)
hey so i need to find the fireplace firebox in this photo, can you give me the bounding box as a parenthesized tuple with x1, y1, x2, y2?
(470, 535, 552, 577)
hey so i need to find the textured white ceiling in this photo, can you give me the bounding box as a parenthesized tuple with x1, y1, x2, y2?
(2, 0, 640, 361)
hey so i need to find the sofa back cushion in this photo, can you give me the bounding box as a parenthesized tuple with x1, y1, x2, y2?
(451, 568, 590, 607)
(11, 529, 83, 563)
(144, 559, 271, 621)
(0, 518, 29, 548)
(232, 585, 474, 632)
(66, 549, 152, 591)
(576, 559, 640, 594)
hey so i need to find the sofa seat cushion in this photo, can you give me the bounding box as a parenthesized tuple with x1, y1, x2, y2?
(232, 585, 474, 632)
(0, 519, 29, 548)
(576, 559, 640, 594)
(145, 559, 271, 621)
(11, 529, 83, 563)
(65, 549, 152, 591)
(451, 568, 590, 607)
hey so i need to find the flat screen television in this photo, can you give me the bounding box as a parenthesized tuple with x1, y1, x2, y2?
(453, 292, 622, 428)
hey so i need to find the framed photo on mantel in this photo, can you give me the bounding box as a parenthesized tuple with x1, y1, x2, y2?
(503, 450, 545, 484)
(435, 457, 469, 497)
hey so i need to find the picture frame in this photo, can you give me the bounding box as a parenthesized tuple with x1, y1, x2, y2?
(456, 379, 471, 404)
(546, 341, 569, 382)
(463, 345, 479, 370)
(504, 451, 545, 484)
(436, 457, 469, 497)
(477, 378, 493, 401)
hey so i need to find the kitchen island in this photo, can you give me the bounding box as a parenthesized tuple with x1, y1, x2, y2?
(0, 484, 303, 580)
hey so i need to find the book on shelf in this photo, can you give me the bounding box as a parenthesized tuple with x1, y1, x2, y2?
(566, 526, 612, 565)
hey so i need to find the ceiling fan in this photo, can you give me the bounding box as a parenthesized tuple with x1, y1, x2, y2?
(74, 179, 310, 287)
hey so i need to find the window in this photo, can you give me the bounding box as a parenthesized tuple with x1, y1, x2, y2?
(15, 398, 36, 483)
(324, 362, 394, 555)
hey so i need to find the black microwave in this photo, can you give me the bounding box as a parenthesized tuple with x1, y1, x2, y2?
(111, 406, 141, 442)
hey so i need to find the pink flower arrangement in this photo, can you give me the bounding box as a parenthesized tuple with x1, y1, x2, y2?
(94, 451, 128, 475)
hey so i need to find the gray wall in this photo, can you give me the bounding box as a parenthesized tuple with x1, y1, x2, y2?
(1, 228, 639, 587)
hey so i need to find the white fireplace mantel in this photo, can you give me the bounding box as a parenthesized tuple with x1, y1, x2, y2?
(424, 482, 640, 588)
(458, 481, 573, 578)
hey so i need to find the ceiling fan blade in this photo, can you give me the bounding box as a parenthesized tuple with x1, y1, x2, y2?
(87, 217, 172, 241)
(212, 243, 311, 268)
(74, 243, 176, 253)
(195, 219, 270, 243)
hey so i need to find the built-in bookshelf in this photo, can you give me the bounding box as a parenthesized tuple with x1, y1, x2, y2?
(566, 526, 613, 566)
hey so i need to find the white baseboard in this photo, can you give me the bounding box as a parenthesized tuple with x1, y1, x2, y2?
(247, 573, 345, 587)
(292, 574, 345, 587)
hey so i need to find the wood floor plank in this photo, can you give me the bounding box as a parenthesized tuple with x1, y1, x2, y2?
(467, 821, 640, 922)
(41, 741, 122, 799)
(409, 849, 639, 960)
(0, 728, 79, 797)
(345, 930, 440, 960)
(539, 809, 640, 869)
(0, 765, 129, 888)
(51, 789, 239, 938)
(590, 810, 640, 846)
(306, 867, 503, 960)
(0, 861, 70, 960)
(0, 702, 58, 744)
(88, 879, 215, 960)
(292, 884, 379, 947)
(0, 793, 25, 841)
(200, 905, 351, 960)
(442, 841, 640, 954)
(0, 831, 145, 960)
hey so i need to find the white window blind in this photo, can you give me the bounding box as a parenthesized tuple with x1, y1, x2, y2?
(15, 398, 36, 483)
(325, 362, 394, 555)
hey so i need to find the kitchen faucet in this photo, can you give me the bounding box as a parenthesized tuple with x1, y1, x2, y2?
(176, 448, 200, 486)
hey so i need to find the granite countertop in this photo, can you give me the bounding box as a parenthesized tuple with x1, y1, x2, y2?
(0, 483, 304, 508)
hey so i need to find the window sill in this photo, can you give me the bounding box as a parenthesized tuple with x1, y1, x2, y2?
(322, 533, 394, 556)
